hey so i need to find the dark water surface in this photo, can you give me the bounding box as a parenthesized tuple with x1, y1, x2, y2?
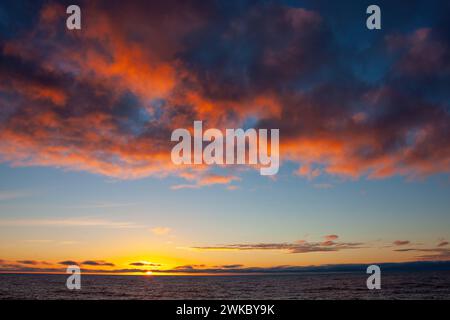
(1, 271, 449, 299)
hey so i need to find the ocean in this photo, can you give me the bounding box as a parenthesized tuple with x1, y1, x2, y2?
(1, 271, 449, 299)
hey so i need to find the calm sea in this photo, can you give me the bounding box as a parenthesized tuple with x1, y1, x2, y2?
(1, 271, 449, 299)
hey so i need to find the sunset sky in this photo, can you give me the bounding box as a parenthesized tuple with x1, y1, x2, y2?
(0, 0, 449, 275)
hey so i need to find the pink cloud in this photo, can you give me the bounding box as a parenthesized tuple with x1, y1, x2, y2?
(393, 240, 410, 246)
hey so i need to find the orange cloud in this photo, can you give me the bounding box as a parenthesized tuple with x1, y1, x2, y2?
(171, 173, 240, 190)
(0, 1, 449, 184)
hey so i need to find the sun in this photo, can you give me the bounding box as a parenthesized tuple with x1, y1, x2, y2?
(145, 271, 153, 276)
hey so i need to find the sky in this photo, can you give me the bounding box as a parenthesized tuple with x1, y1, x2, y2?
(0, 0, 449, 275)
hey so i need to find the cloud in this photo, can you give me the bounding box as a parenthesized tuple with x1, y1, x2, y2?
(0, 190, 32, 201)
(0, 1, 203, 180)
(0, 217, 141, 229)
(0, 264, 150, 275)
(3, 258, 450, 275)
(215, 264, 243, 269)
(151, 227, 171, 236)
(438, 241, 449, 247)
(198, 174, 240, 186)
(149, 261, 450, 274)
(193, 239, 364, 254)
(16, 260, 50, 266)
(0, 0, 449, 183)
(129, 262, 161, 267)
(296, 165, 321, 180)
(170, 184, 200, 190)
(81, 260, 115, 267)
(58, 260, 78, 266)
(386, 27, 450, 77)
(393, 240, 410, 246)
(393, 238, 450, 260)
(395, 248, 450, 261)
(174, 264, 206, 270)
(417, 249, 450, 261)
(171, 173, 241, 190)
(21, 239, 79, 245)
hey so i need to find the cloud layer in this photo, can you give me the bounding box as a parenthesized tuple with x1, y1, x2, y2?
(0, 1, 449, 184)
(192, 238, 364, 254)
(2, 258, 450, 274)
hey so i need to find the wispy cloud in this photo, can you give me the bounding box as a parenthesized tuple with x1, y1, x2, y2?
(0, 190, 32, 201)
(0, 217, 141, 229)
(324, 235, 339, 241)
(392, 236, 450, 260)
(171, 174, 241, 190)
(16, 260, 51, 266)
(393, 240, 411, 246)
(395, 247, 450, 261)
(151, 227, 171, 236)
(81, 260, 115, 267)
(193, 238, 364, 254)
(129, 262, 161, 267)
(438, 241, 449, 247)
(57, 260, 116, 267)
(170, 184, 200, 190)
(22, 239, 80, 245)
